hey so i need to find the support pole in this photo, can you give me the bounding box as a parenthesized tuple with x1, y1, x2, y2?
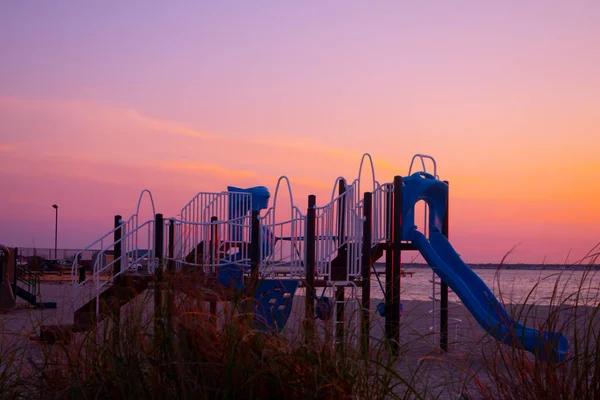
(249, 210, 260, 290)
(167, 219, 175, 332)
(13, 248, 18, 289)
(361, 192, 372, 356)
(112, 215, 122, 340)
(386, 176, 403, 355)
(53, 205, 58, 259)
(305, 195, 316, 343)
(167, 219, 175, 274)
(384, 185, 392, 345)
(336, 180, 346, 348)
(114, 215, 122, 277)
(440, 181, 450, 352)
(78, 210, 88, 283)
(154, 213, 164, 345)
(209, 216, 218, 320)
(0, 250, 4, 285)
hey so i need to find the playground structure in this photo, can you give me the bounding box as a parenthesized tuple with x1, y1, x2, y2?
(0, 245, 57, 310)
(38, 153, 568, 362)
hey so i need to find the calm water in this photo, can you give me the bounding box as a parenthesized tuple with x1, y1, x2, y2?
(372, 267, 600, 306)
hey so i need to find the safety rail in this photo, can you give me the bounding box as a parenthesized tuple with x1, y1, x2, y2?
(71, 222, 123, 286)
(314, 178, 363, 280)
(259, 176, 306, 278)
(371, 182, 393, 245)
(16, 265, 41, 299)
(408, 153, 438, 179)
(177, 191, 252, 263)
(72, 216, 156, 312)
(91, 218, 155, 315)
(166, 212, 252, 274)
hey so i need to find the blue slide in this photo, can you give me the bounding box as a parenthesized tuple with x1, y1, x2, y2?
(412, 229, 569, 363)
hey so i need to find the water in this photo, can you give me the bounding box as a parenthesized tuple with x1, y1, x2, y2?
(374, 266, 600, 306)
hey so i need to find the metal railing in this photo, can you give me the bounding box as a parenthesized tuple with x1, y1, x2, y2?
(71, 190, 157, 312)
(177, 191, 252, 264)
(71, 216, 156, 312)
(16, 265, 41, 300)
(259, 176, 306, 278)
(167, 211, 252, 274)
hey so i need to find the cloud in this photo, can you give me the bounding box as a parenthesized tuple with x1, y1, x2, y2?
(123, 109, 216, 140)
(159, 160, 257, 179)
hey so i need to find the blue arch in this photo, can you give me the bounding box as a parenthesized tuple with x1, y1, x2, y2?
(401, 172, 448, 241)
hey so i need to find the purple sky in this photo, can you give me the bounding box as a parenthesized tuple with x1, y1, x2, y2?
(1, 1, 599, 263)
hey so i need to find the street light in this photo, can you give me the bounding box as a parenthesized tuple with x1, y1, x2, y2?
(52, 204, 58, 259)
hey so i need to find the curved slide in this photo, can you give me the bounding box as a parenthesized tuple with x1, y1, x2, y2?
(412, 230, 569, 363)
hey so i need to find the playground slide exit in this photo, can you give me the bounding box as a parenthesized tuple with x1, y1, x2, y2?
(412, 229, 569, 363)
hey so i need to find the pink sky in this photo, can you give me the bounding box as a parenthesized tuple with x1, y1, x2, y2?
(1, 1, 599, 263)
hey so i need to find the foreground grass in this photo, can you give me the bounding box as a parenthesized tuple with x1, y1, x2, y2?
(1, 257, 599, 399)
(29, 281, 429, 400)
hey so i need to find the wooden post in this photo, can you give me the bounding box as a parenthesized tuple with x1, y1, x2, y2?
(112, 215, 122, 340)
(440, 181, 450, 352)
(384, 185, 392, 345)
(336, 180, 346, 348)
(209, 216, 218, 320)
(305, 195, 316, 343)
(361, 192, 373, 356)
(154, 213, 164, 344)
(166, 219, 175, 332)
(386, 176, 403, 355)
(167, 219, 175, 274)
(249, 210, 260, 290)
(114, 215, 122, 276)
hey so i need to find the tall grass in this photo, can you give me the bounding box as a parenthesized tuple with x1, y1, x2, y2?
(472, 247, 600, 399)
(28, 275, 430, 399)
(1, 252, 599, 399)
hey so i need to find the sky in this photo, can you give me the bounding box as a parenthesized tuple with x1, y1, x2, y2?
(1, 1, 599, 264)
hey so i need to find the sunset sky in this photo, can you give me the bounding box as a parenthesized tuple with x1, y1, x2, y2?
(1, 1, 599, 264)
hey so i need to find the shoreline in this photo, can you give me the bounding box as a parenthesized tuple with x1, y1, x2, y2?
(376, 262, 600, 271)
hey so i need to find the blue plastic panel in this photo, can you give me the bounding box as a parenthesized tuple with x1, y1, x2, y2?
(252, 279, 299, 332)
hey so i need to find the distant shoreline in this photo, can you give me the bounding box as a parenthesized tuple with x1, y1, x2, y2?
(374, 262, 600, 271)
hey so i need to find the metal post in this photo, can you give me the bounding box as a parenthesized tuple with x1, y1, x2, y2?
(336, 180, 346, 347)
(386, 176, 402, 355)
(361, 192, 373, 356)
(440, 181, 450, 352)
(0, 250, 4, 285)
(305, 195, 316, 343)
(52, 204, 58, 259)
(13, 247, 18, 288)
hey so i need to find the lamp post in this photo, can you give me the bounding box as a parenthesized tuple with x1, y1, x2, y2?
(52, 204, 58, 259)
